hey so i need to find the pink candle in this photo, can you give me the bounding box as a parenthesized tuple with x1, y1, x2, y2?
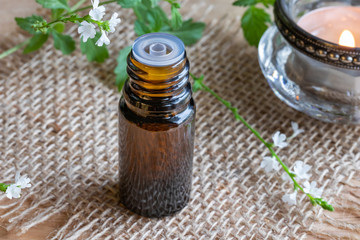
(297, 6, 360, 47)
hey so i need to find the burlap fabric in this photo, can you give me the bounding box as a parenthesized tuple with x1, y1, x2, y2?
(1, 3, 359, 239)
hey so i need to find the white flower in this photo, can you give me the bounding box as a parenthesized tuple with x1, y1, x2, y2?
(15, 172, 31, 189)
(272, 131, 288, 148)
(89, 0, 106, 21)
(303, 181, 323, 198)
(96, 30, 110, 46)
(282, 191, 297, 205)
(78, 21, 96, 42)
(293, 161, 312, 180)
(6, 184, 21, 199)
(291, 122, 304, 138)
(260, 156, 281, 173)
(108, 13, 121, 33)
(281, 172, 293, 182)
(4, 172, 31, 199)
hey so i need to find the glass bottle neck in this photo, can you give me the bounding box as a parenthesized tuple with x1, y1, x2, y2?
(123, 52, 192, 118)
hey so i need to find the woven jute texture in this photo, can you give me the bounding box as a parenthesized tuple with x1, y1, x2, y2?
(1, 2, 360, 239)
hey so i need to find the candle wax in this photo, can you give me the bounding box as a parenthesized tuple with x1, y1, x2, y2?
(297, 6, 360, 47)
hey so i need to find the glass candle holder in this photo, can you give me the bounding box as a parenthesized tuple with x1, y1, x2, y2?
(258, 0, 360, 124)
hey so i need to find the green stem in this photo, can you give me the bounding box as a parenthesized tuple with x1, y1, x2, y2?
(46, 19, 65, 26)
(0, 39, 31, 59)
(36, 15, 92, 33)
(196, 79, 333, 211)
(0, 183, 10, 192)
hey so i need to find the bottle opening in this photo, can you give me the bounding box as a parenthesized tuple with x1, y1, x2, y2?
(149, 43, 168, 56)
(132, 33, 185, 67)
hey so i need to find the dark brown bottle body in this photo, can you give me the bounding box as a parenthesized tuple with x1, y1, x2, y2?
(118, 43, 195, 217)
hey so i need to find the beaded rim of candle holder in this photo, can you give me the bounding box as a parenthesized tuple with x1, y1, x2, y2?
(274, 0, 360, 70)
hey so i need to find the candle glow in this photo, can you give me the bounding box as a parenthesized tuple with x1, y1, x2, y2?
(298, 6, 360, 47)
(339, 30, 356, 47)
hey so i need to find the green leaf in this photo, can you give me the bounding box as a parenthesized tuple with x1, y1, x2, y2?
(233, 0, 258, 6)
(134, 20, 151, 36)
(80, 32, 109, 63)
(262, 0, 275, 7)
(53, 23, 65, 33)
(115, 46, 132, 92)
(171, 6, 182, 30)
(172, 2, 180, 8)
(241, 6, 271, 47)
(51, 9, 65, 20)
(153, 6, 169, 24)
(23, 34, 49, 54)
(131, 0, 204, 45)
(190, 74, 204, 92)
(142, 0, 153, 8)
(51, 31, 75, 55)
(141, 0, 161, 8)
(0, 183, 9, 192)
(133, 2, 165, 34)
(36, 0, 70, 10)
(233, 0, 275, 7)
(15, 15, 45, 35)
(117, 0, 142, 8)
(149, 0, 161, 7)
(118, 0, 159, 8)
(132, 2, 147, 22)
(147, 8, 164, 32)
(164, 19, 206, 46)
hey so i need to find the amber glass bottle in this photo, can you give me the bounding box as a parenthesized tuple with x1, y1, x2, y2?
(118, 33, 195, 218)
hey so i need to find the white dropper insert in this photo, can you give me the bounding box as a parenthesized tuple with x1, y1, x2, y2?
(132, 33, 185, 67)
(149, 43, 167, 56)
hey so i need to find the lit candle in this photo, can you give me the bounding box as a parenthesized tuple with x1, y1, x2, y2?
(259, 1, 360, 123)
(297, 6, 360, 47)
(285, 6, 360, 97)
(289, 5, 360, 99)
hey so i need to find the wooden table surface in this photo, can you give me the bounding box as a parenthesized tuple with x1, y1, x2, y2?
(0, 0, 359, 239)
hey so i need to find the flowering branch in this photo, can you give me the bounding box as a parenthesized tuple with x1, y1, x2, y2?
(31, 0, 121, 47)
(191, 73, 334, 211)
(0, 0, 120, 59)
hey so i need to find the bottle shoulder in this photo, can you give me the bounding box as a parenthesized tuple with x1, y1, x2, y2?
(119, 97, 196, 131)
